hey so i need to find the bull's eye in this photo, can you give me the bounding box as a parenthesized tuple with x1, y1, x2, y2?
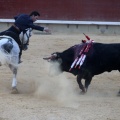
(58, 58, 62, 64)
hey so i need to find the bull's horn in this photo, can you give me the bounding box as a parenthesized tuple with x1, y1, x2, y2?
(43, 54, 57, 61)
(43, 56, 52, 60)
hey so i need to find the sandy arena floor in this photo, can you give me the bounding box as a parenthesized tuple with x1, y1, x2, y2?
(0, 33, 119, 120)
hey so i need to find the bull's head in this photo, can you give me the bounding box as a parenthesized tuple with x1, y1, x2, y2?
(43, 52, 62, 64)
(43, 52, 63, 75)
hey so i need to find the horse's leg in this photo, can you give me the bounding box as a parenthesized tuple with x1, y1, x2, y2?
(9, 64, 19, 94)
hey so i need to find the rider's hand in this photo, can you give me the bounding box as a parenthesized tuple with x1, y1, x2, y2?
(43, 27, 51, 34)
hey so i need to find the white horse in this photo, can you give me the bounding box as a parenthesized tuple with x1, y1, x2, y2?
(0, 28, 32, 94)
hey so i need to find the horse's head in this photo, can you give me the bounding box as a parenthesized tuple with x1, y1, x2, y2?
(19, 28, 32, 44)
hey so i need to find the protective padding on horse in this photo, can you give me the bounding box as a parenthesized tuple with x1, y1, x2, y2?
(2, 40, 13, 53)
(0, 37, 20, 67)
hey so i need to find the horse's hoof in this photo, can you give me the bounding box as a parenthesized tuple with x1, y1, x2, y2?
(11, 87, 19, 94)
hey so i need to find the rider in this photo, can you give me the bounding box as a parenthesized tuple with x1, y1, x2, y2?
(0, 11, 50, 63)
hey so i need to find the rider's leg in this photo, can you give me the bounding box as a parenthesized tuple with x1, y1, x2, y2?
(19, 46, 23, 63)
(0, 30, 7, 36)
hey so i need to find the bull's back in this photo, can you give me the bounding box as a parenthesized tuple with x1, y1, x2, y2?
(84, 43, 120, 75)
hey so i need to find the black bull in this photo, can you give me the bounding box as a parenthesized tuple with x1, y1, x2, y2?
(43, 42, 120, 95)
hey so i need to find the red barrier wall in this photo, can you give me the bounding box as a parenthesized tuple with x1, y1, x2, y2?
(0, 0, 120, 21)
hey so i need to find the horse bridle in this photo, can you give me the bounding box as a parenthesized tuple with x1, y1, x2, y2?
(21, 28, 32, 46)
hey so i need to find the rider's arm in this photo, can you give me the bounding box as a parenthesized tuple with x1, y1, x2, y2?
(28, 23, 44, 31)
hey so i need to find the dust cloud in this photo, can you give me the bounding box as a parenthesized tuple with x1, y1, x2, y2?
(34, 61, 79, 105)
(0, 34, 119, 120)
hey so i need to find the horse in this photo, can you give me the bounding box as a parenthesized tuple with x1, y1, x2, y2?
(0, 28, 32, 94)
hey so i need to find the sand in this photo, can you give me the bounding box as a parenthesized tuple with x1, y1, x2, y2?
(0, 33, 119, 120)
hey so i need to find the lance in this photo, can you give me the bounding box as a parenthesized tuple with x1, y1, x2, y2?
(69, 34, 93, 71)
(69, 43, 87, 71)
(79, 54, 86, 69)
(69, 57, 78, 71)
(83, 33, 90, 40)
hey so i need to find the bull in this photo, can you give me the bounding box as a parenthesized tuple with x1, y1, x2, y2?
(43, 42, 120, 95)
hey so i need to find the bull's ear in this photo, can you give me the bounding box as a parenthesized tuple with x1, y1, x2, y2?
(51, 52, 60, 58)
(51, 52, 57, 57)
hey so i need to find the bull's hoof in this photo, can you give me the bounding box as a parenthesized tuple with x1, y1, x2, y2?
(80, 87, 87, 95)
(117, 91, 120, 96)
(11, 87, 19, 94)
(80, 91, 86, 95)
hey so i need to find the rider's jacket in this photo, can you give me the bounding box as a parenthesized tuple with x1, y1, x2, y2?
(14, 14, 44, 32)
